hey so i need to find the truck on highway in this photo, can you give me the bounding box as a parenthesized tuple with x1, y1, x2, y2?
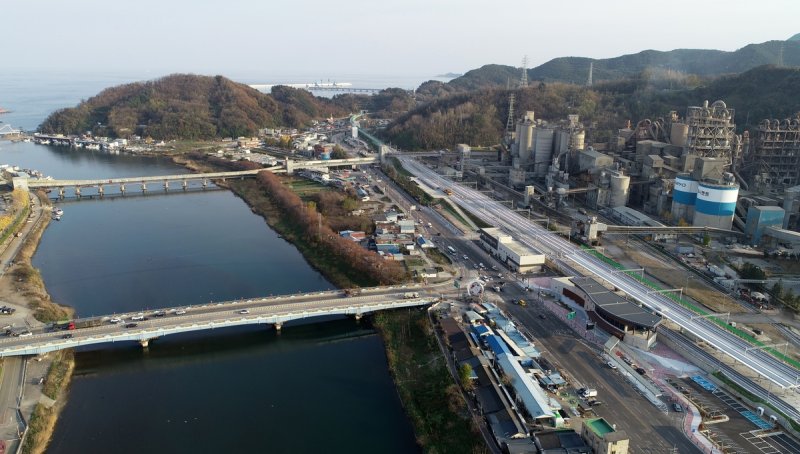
(403, 292, 420, 299)
(343, 288, 361, 297)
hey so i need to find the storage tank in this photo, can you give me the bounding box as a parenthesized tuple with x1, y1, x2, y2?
(671, 174, 697, 222)
(670, 123, 688, 147)
(570, 130, 585, 150)
(517, 122, 534, 163)
(693, 181, 739, 229)
(532, 128, 554, 177)
(609, 172, 630, 207)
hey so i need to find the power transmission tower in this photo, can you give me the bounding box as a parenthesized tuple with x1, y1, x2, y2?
(506, 93, 516, 132)
(779, 43, 785, 67)
(520, 55, 528, 87)
(587, 61, 593, 87)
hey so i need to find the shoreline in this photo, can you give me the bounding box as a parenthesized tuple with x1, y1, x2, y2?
(0, 191, 75, 454)
(4, 149, 480, 453)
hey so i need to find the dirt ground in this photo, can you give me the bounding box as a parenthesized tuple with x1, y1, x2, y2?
(603, 237, 746, 314)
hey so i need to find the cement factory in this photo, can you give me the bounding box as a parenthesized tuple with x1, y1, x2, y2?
(435, 98, 800, 251)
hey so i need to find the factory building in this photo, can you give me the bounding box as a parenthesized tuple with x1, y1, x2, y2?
(745, 206, 786, 244)
(686, 100, 737, 158)
(478, 228, 545, 273)
(742, 114, 800, 191)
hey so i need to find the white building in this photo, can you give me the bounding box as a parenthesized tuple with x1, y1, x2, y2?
(478, 228, 545, 273)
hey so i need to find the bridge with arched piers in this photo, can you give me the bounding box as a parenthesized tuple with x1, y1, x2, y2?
(0, 284, 449, 357)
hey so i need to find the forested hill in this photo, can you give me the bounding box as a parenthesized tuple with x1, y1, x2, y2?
(38, 74, 349, 139)
(441, 38, 800, 88)
(384, 65, 800, 150)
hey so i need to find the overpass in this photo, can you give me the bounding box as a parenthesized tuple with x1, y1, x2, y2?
(0, 285, 446, 357)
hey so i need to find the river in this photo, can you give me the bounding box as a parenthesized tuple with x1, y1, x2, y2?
(1, 142, 419, 453)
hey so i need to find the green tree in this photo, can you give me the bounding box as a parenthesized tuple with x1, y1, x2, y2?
(331, 145, 347, 159)
(459, 363, 474, 390)
(740, 262, 766, 280)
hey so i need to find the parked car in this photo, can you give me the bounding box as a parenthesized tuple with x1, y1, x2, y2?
(673, 403, 683, 412)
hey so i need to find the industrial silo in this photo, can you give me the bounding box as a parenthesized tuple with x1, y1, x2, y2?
(517, 121, 534, 163)
(693, 181, 739, 229)
(609, 171, 630, 207)
(532, 128, 554, 177)
(671, 174, 697, 222)
(570, 129, 585, 151)
(670, 123, 688, 147)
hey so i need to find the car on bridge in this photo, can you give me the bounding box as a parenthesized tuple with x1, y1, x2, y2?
(125, 323, 138, 328)
(174, 309, 187, 315)
(238, 309, 250, 314)
(130, 313, 144, 321)
(109, 317, 122, 324)
(61, 333, 73, 339)
(153, 311, 166, 317)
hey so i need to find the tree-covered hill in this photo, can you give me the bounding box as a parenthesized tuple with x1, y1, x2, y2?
(443, 38, 800, 88)
(384, 65, 800, 150)
(39, 74, 349, 139)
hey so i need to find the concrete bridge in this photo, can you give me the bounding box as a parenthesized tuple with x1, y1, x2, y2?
(0, 285, 447, 357)
(11, 154, 382, 195)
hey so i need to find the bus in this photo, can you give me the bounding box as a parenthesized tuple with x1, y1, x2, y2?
(447, 246, 456, 255)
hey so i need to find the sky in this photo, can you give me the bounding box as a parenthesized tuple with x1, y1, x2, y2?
(5, 0, 799, 82)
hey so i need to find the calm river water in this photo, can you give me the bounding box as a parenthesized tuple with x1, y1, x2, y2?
(0, 142, 418, 454)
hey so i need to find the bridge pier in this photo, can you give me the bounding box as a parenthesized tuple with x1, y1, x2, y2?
(182, 180, 188, 190)
(354, 313, 363, 322)
(139, 339, 151, 348)
(141, 183, 147, 192)
(97, 185, 104, 197)
(163, 181, 169, 191)
(274, 322, 283, 333)
(58, 188, 65, 199)
(74, 187, 81, 197)
(120, 183, 126, 194)
(202, 179, 208, 189)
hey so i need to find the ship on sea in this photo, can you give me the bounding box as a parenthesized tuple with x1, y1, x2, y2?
(0, 107, 10, 114)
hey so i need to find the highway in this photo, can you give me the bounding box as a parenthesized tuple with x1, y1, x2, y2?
(398, 157, 800, 419)
(0, 284, 449, 357)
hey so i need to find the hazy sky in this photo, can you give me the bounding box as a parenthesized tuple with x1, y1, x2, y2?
(6, 0, 799, 80)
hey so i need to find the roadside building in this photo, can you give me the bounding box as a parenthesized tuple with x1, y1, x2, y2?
(581, 418, 629, 454)
(479, 227, 545, 273)
(533, 429, 592, 454)
(551, 277, 662, 349)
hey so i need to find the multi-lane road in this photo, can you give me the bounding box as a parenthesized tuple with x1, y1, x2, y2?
(398, 156, 800, 422)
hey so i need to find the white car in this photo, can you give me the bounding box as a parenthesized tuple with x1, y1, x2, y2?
(130, 314, 144, 321)
(238, 309, 250, 315)
(607, 361, 617, 370)
(19, 331, 32, 337)
(175, 309, 187, 315)
(109, 317, 122, 324)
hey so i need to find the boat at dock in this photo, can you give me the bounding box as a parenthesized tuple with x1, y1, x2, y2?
(52, 208, 64, 216)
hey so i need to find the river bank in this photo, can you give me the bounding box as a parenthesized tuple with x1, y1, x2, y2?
(174, 152, 485, 453)
(0, 191, 75, 454)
